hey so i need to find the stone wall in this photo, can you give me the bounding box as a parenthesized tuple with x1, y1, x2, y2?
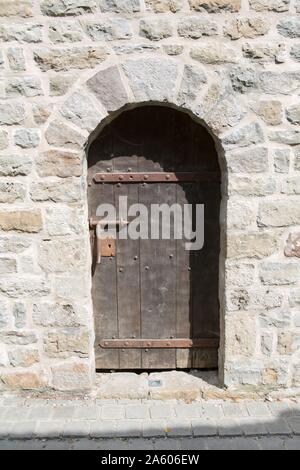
(0, 0, 300, 392)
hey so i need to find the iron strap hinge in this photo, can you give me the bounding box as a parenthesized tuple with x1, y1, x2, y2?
(99, 338, 219, 349)
(93, 172, 221, 184)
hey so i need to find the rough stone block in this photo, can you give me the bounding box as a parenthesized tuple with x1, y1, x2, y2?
(0, 182, 26, 204)
(0, 331, 37, 345)
(286, 104, 300, 125)
(8, 348, 40, 367)
(255, 100, 283, 126)
(191, 44, 237, 64)
(34, 46, 107, 71)
(6, 76, 43, 97)
(228, 175, 276, 196)
(7, 48, 26, 71)
(0, 130, 8, 151)
(13, 302, 27, 329)
(0, 209, 42, 233)
(291, 44, 300, 62)
(45, 120, 86, 150)
(0, 372, 45, 390)
(48, 22, 84, 42)
(189, 0, 241, 12)
(99, 0, 140, 13)
(285, 233, 300, 258)
(85, 19, 132, 41)
(0, 155, 32, 177)
(178, 17, 218, 39)
(87, 66, 128, 112)
(45, 206, 83, 236)
(224, 17, 270, 40)
(60, 91, 104, 131)
(0, 278, 50, 298)
(274, 148, 290, 173)
(36, 150, 82, 178)
(249, 0, 290, 11)
(278, 18, 300, 38)
(146, 0, 183, 12)
(33, 303, 85, 328)
(259, 262, 300, 285)
(123, 58, 178, 102)
(177, 64, 207, 105)
(0, 23, 42, 42)
(32, 102, 52, 125)
(227, 232, 279, 259)
(30, 180, 81, 203)
(0, 0, 33, 17)
(49, 74, 76, 96)
(258, 200, 300, 227)
(227, 147, 268, 173)
(285, 176, 300, 194)
(14, 129, 40, 148)
(0, 258, 17, 274)
(43, 329, 89, 358)
(242, 42, 285, 63)
(38, 239, 85, 273)
(41, 0, 97, 16)
(140, 18, 173, 41)
(0, 102, 25, 125)
(51, 362, 92, 391)
(222, 122, 264, 148)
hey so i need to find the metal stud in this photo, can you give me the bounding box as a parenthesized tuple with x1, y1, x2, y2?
(145, 266, 149, 270)
(134, 256, 138, 260)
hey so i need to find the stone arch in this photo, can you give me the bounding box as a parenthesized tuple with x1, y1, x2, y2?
(42, 55, 266, 389)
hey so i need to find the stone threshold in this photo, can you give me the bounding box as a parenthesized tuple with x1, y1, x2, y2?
(94, 371, 300, 402)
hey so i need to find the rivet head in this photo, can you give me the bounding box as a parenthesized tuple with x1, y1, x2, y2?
(119, 268, 123, 273)
(134, 256, 138, 260)
(101, 175, 105, 181)
(169, 254, 174, 259)
(145, 266, 149, 270)
(119, 175, 124, 181)
(144, 175, 149, 180)
(188, 267, 192, 271)
(166, 174, 171, 180)
(127, 168, 132, 172)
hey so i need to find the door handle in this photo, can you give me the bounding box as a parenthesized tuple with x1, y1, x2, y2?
(96, 223, 102, 265)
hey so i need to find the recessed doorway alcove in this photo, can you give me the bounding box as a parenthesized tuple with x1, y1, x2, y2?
(88, 105, 221, 372)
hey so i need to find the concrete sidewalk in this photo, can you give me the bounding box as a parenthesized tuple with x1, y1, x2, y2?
(0, 396, 299, 449)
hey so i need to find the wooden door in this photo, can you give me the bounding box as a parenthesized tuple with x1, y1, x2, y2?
(88, 106, 221, 370)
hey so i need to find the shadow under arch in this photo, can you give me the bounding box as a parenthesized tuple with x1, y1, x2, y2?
(87, 104, 223, 373)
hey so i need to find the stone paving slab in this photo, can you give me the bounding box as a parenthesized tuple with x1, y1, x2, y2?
(0, 398, 299, 443)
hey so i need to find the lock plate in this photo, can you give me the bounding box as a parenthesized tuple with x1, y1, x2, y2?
(101, 237, 116, 257)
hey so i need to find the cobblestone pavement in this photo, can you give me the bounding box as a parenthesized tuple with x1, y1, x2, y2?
(0, 397, 299, 450)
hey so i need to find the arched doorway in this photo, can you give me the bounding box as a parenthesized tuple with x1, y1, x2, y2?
(88, 105, 221, 371)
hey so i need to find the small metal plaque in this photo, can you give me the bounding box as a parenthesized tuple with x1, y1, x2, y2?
(148, 379, 162, 388)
